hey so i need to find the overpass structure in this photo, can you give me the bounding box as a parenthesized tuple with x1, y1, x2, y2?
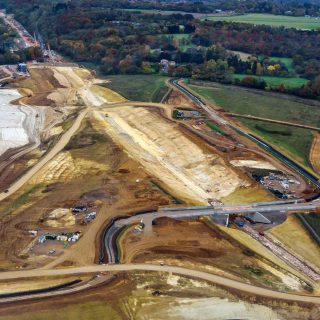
(1, 75, 320, 304)
(102, 199, 319, 264)
(158, 202, 317, 218)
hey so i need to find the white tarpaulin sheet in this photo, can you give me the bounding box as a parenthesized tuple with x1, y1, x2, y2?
(0, 89, 29, 155)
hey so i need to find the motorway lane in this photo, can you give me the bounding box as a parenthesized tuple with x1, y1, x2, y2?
(171, 79, 320, 190)
(0, 76, 319, 305)
(103, 85, 320, 192)
(0, 264, 320, 304)
(169, 79, 227, 125)
(103, 223, 122, 264)
(102, 202, 318, 266)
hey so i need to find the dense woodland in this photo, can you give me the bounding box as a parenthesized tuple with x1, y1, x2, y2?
(0, 20, 42, 64)
(44, 0, 320, 16)
(0, 0, 319, 99)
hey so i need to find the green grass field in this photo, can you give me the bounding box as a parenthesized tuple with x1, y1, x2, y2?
(162, 33, 193, 51)
(187, 82, 320, 168)
(164, 33, 190, 40)
(104, 74, 169, 102)
(267, 57, 294, 72)
(206, 121, 226, 135)
(233, 74, 308, 88)
(229, 52, 295, 72)
(203, 14, 320, 30)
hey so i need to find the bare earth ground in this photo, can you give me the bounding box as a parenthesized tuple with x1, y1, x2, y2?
(119, 217, 310, 293)
(98, 106, 248, 204)
(0, 116, 173, 270)
(0, 271, 318, 320)
(165, 89, 198, 109)
(0, 65, 320, 317)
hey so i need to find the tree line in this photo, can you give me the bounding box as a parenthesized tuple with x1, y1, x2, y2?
(0, 18, 42, 64)
(63, 0, 320, 17)
(0, 0, 319, 99)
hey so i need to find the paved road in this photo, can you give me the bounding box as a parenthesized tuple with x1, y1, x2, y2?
(103, 201, 318, 264)
(243, 132, 320, 190)
(0, 75, 319, 304)
(171, 79, 320, 190)
(0, 264, 320, 304)
(169, 79, 227, 125)
(0, 109, 87, 202)
(162, 203, 317, 217)
(117, 203, 317, 225)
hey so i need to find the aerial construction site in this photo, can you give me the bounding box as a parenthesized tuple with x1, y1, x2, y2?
(0, 15, 320, 319)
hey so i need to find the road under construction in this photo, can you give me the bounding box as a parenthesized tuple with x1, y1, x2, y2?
(1, 264, 320, 305)
(170, 79, 320, 190)
(1, 68, 320, 306)
(101, 199, 319, 264)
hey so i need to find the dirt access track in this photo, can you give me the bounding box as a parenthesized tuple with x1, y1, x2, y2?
(2, 64, 256, 206)
(0, 65, 124, 201)
(1, 264, 320, 305)
(2, 64, 303, 206)
(0, 65, 317, 302)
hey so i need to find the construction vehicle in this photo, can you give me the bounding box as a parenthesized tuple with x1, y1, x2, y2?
(135, 219, 145, 232)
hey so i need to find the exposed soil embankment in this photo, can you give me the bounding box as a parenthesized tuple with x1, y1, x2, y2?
(98, 106, 247, 204)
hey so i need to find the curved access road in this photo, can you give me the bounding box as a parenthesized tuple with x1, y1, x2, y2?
(171, 79, 320, 189)
(0, 108, 88, 202)
(0, 264, 320, 304)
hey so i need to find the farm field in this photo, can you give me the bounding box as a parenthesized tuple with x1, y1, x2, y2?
(203, 14, 320, 30)
(104, 75, 169, 102)
(164, 33, 190, 40)
(118, 8, 207, 18)
(233, 74, 308, 88)
(228, 52, 295, 73)
(266, 57, 294, 72)
(162, 33, 193, 51)
(187, 82, 320, 168)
